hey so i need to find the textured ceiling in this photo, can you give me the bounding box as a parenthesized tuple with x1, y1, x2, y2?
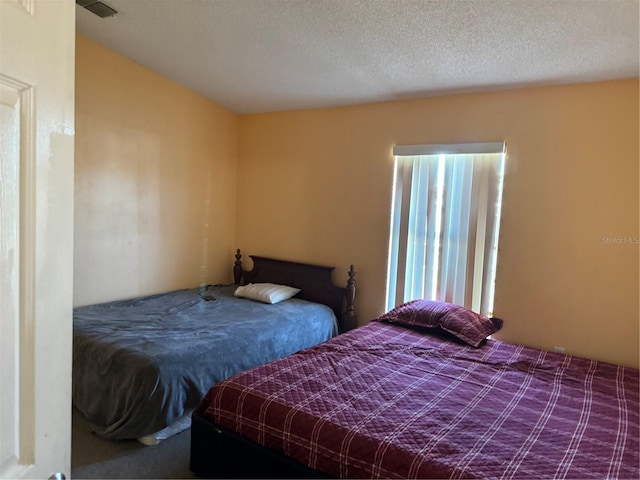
(76, 0, 639, 114)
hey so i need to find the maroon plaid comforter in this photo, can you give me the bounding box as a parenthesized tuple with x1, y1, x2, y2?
(195, 321, 640, 479)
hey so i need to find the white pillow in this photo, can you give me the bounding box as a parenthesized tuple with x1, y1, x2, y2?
(234, 283, 301, 304)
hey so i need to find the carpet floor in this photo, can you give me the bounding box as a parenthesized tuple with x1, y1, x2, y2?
(71, 408, 196, 479)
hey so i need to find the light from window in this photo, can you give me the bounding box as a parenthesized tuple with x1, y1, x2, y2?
(386, 143, 506, 316)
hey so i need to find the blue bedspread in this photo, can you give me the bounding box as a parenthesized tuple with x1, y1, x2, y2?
(72, 285, 338, 440)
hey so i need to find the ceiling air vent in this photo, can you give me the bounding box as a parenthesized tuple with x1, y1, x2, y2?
(76, 0, 118, 18)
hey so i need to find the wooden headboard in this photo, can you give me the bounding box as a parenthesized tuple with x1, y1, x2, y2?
(233, 249, 356, 332)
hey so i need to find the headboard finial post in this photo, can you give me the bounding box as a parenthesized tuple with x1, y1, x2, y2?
(233, 249, 243, 285)
(344, 265, 357, 331)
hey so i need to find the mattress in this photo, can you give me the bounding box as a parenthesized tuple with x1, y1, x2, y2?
(195, 321, 640, 479)
(73, 285, 338, 440)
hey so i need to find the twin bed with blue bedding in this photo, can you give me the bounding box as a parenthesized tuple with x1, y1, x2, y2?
(72, 251, 356, 443)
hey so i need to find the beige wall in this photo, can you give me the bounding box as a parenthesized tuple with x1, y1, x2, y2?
(74, 35, 239, 306)
(237, 79, 639, 368)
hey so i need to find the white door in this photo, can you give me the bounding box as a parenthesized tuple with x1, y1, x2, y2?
(0, 0, 75, 478)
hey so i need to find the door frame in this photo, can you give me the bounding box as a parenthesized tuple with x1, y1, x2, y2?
(0, 1, 75, 478)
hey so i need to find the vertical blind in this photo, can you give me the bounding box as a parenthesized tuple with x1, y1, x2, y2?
(386, 143, 506, 316)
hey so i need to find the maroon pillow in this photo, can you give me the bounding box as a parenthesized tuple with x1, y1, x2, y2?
(374, 299, 503, 348)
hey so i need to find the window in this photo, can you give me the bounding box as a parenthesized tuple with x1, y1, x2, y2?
(386, 142, 506, 316)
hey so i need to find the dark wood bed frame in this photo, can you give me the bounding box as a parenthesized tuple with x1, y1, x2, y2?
(190, 413, 328, 478)
(232, 249, 357, 332)
(189, 250, 357, 478)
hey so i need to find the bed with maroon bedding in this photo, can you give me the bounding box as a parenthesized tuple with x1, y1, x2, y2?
(190, 300, 640, 479)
